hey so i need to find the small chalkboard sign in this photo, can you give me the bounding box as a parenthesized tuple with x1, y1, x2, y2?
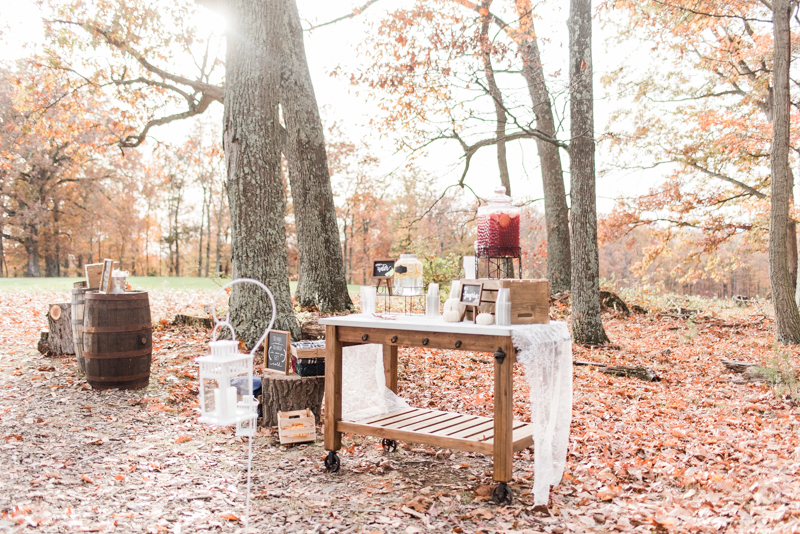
(265, 330, 291, 374)
(372, 258, 395, 279)
(460, 282, 483, 305)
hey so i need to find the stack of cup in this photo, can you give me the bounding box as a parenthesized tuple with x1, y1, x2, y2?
(360, 286, 377, 315)
(426, 283, 440, 318)
(495, 287, 512, 326)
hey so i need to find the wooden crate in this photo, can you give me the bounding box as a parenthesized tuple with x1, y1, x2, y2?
(277, 408, 316, 445)
(469, 278, 549, 324)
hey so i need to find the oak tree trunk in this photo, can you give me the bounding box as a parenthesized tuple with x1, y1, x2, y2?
(279, 0, 353, 312)
(25, 233, 41, 277)
(516, 3, 571, 293)
(770, 0, 800, 343)
(568, 0, 608, 345)
(224, 0, 299, 344)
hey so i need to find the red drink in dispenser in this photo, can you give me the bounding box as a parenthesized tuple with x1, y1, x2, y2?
(476, 187, 520, 257)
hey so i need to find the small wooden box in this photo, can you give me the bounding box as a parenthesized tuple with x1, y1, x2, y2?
(469, 278, 549, 324)
(277, 408, 316, 445)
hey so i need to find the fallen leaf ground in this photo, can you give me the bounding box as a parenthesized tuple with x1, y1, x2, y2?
(0, 289, 798, 533)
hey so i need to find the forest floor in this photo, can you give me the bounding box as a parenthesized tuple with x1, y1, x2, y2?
(0, 288, 798, 533)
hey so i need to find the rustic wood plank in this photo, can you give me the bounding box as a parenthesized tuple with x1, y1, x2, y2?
(380, 410, 451, 430)
(336, 327, 505, 354)
(383, 344, 398, 393)
(416, 413, 480, 434)
(447, 420, 495, 440)
(364, 409, 430, 427)
(399, 412, 464, 432)
(430, 416, 490, 437)
(337, 420, 493, 454)
(493, 336, 514, 482)
(324, 325, 343, 452)
(353, 408, 419, 425)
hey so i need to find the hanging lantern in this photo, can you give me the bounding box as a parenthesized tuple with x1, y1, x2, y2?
(198, 279, 276, 433)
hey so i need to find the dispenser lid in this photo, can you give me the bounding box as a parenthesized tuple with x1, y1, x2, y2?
(487, 186, 512, 205)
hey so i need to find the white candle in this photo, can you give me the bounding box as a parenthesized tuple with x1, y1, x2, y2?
(227, 386, 238, 418)
(213, 388, 221, 417)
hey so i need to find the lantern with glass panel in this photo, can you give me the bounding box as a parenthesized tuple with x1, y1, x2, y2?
(197, 279, 276, 438)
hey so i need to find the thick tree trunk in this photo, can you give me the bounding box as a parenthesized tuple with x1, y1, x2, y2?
(25, 234, 41, 277)
(515, 3, 571, 293)
(770, 0, 800, 343)
(45, 254, 59, 277)
(568, 0, 608, 345)
(215, 188, 225, 276)
(224, 0, 299, 343)
(279, 0, 353, 312)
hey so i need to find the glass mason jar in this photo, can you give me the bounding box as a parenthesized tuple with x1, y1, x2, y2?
(393, 253, 424, 296)
(476, 186, 521, 257)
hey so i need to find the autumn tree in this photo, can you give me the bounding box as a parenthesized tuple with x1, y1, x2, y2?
(38, 0, 352, 342)
(0, 64, 119, 277)
(340, 0, 572, 291)
(769, 0, 800, 342)
(569, 0, 608, 344)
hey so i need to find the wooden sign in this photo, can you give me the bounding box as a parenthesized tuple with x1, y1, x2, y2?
(460, 282, 483, 306)
(85, 261, 118, 289)
(265, 330, 291, 374)
(372, 259, 395, 279)
(99, 259, 115, 294)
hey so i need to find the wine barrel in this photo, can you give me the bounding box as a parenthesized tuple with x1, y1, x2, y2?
(71, 282, 90, 374)
(83, 291, 152, 390)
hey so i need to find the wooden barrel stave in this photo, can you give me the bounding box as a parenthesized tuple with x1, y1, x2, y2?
(71, 284, 89, 374)
(83, 291, 152, 390)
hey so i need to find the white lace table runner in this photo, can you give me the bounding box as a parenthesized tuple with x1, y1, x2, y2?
(512, 321, 572, 506)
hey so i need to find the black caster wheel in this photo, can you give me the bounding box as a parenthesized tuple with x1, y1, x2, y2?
(381, 439, 397, 452)
(324, 451, 340, 473)
(492, 482, 513, 505)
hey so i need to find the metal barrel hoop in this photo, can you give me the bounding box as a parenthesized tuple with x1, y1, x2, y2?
(211, 278, 278, 355)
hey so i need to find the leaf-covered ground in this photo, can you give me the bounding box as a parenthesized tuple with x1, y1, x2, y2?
(0, 289, 798, 533)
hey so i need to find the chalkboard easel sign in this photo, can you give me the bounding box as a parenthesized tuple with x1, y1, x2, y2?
(372, 258, 395, 279)
(265, 330, 292, 374)
(459, 282, 483, 323)
(372, 258, 395, 296)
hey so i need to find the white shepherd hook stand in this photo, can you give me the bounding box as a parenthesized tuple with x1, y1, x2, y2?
(197, 278, 277, 532)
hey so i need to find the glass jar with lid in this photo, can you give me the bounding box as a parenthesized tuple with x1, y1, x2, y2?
(476, 186, 521, 257)
(393, 254, 423, 296)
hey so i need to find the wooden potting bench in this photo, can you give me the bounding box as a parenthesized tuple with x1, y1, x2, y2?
(319, 314, 536, 504)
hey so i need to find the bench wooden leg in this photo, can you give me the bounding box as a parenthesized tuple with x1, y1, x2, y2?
(383, 344, 398, 393)
(324, 325, 343, 452)
(493, 337, 514, 483)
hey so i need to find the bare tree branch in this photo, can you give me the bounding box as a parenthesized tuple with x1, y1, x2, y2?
(305, 0, 383, 31)
(684, 161, 767, 198)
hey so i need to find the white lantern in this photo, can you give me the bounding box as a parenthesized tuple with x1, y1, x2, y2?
(198, 279, 276, 432)
(197, 339, 257, 429)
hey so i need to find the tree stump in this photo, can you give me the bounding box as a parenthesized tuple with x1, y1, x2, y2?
(37, 303, 74, 356)
(260, 371, 325, 427)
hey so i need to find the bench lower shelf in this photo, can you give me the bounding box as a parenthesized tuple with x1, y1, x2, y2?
(336, 408, 534, 455)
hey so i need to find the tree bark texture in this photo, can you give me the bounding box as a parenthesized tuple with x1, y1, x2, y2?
(480, 0, 511, 196)
(515, 2, 571, 293)
(568, 0, 609, 345)
(224, 0, 299, 344)
(279, 0, 353, 313)
(260, 373, 325, 427)
(770, 0, 800, 343)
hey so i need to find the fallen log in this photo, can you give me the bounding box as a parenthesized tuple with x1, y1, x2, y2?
(599, 365, 660, 382)
(173, 314, 213, 328)
(721, 359, 756, 373)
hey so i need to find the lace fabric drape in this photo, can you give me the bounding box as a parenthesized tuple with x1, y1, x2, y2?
(341, 344, 409, 422)
(512, 321, 573, 506)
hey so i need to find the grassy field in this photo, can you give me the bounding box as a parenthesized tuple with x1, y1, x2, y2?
(0, 276, 362, 295)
